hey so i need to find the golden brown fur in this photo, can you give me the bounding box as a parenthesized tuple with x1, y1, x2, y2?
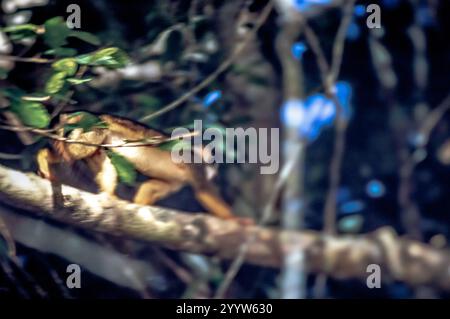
(37, 112, 237, 220)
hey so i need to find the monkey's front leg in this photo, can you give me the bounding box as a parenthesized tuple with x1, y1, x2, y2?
(36, 148, 61, 181)
(85, 149, 118, 197)
(36, 148, 66, 208)
(133, 179, 179, 206)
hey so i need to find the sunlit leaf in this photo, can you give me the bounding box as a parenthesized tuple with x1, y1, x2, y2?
(10, 101, 50, 129)
(74, 53, 94, 65)
(45, 71, 66, 94)
(66, 77, 92, 85)
(52, 58, 78, 76)
(94, 47, 119, 58)
(2, 24, 39, 33)
(2, 24, 39, 41)
(75, 47, 129, 69)
(107, 151, 137, 186)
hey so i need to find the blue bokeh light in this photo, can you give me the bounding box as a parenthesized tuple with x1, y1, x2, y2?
(346, 21, 361, 41)
(340, 200, 365, 214)
(291, 42, 307, 60)
(293, 0, 332, 12)
(354, 4, 366, 17)
(334, 81, 353, 119)
(280, 82, 352, 141)
(202, 90, 222, 108)
(366, 179, 386, 198)
(280, 99, 306, 129)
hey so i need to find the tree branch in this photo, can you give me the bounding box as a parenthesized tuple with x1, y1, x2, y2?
(0, 163, 450, 291)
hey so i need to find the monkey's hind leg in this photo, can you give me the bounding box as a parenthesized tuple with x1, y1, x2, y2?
(133, 179, 178, 206)
(194, 185, 254, 225)
(194, 188, 236, 220)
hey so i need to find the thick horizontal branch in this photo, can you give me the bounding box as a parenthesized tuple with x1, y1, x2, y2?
(0, 164, 449, 290)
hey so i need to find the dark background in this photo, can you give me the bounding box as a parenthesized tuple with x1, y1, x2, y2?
(0, 0, 449, 299)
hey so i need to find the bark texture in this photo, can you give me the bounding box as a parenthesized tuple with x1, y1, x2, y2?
(0, 164, 450, 290)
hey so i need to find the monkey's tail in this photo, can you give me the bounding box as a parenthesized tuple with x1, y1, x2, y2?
(195, 189, 234, 220)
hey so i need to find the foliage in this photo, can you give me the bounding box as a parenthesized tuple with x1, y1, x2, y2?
(0, 0, 449, 300)
(106, 150, 137, 186)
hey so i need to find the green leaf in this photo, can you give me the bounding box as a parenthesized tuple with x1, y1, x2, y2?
(66, 77, 92, 85)
(45, 72, 67, 94)
(64, 112, 108, 133)
(10, 101, 50, 129)
(45, 47, 78, 57)
(74, 53, 93, 65)
(8, 31, 37, 41)
(94, 47, 119, 57)
(75, 47, 129, 69)
(52, 58, 78, 76)
(107, 151, 137, 186)
(1, 87, 26, 101)
(2, 24, 40, 41)
(43, 17, 70, 49)
(69, 31, 101, 46)
(2, 24, 39, 33)
(76, 47, 117, 65)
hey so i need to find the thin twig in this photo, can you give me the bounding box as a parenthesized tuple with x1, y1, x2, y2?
(419, 93, 450, 147)
(214, 143, 304, 298)
(304, 24, 330, 84)
(396, 93, 450, 238)
(323, 111, 347, 233)
(0, 123, 199, 148)
(304, 0, 356, 298)
(0, 55, 53, 64)
(0, 152, 22, 160)
(328, 0, 356, 84)
(367, 24, 426, 241)
(304, 1, 355, 234)
(139, 1, 274, 122)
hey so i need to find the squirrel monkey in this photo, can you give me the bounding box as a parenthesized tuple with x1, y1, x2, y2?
(36, 112, 238, 221)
